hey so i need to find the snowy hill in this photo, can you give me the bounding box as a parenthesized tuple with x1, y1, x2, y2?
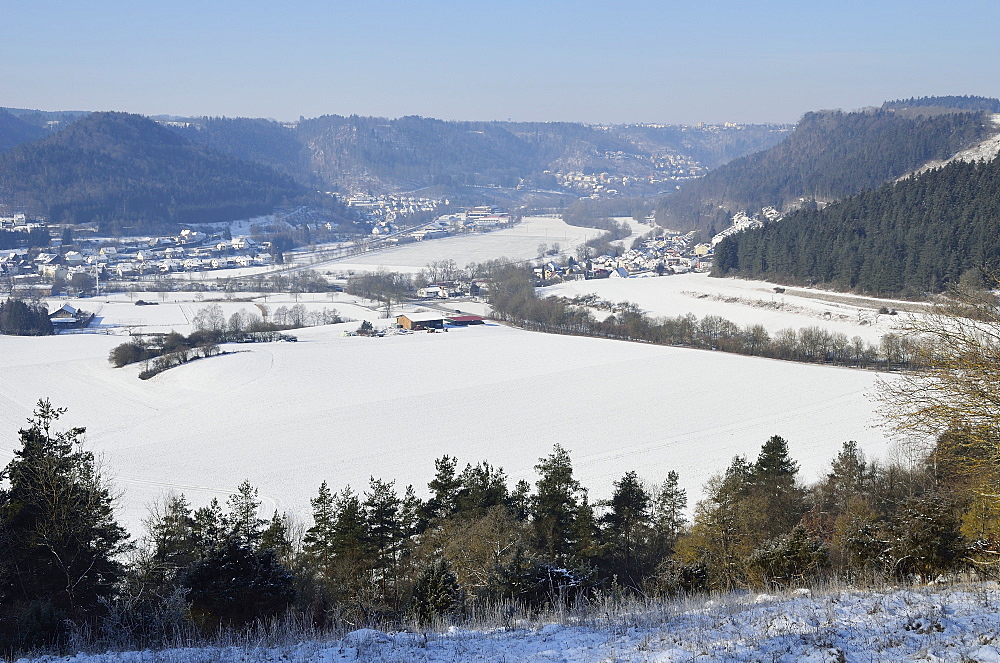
(0, 317, 892, 535)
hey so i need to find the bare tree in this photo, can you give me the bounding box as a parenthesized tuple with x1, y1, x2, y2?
(192, 304, 226, 332)
(877, 282, 1000, 449)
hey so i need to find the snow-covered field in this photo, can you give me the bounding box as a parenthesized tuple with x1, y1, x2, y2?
(310, 216, 604, 274)
(0, 314, 893, 534)
(81, 292, 388, 336)
(542, 272, 917, 343)
(16, 585, 1000, 662)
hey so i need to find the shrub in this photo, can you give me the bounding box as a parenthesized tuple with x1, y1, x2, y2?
(411, 558, 462, 625)
(108, 342, 148, 367)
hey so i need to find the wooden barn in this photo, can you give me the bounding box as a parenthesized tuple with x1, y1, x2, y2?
(396, 312, 445, 330)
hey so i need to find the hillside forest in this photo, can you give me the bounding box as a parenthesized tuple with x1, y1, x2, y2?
(655, 108, 993, 232)
(0, 113, 318, 235)
(712, 153, 1000, 296)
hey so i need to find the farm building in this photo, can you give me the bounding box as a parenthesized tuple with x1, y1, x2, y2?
(447, 315, 485, 326)
(396, 312, 445, 330)
(49, 303, 79, 322)
(48, 302, 93, 329)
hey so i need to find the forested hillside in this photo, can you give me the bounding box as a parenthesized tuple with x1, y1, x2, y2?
(655, 105, 995, 232)
(294, 115, 789, 193)
(0, 112, 307, 234)
(1, 108, 790, 223)
(297, 115, 543, 190)
(0, 109, 46, 151)
(169, 116, 314, 182)
(713, 154, 1000, 295)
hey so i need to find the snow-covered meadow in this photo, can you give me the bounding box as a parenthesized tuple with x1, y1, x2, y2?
(0, 309, 893, 535)
(542, 272, 918, 344)
(80, 292, 387, 336)
(15, 585, 1000, 662)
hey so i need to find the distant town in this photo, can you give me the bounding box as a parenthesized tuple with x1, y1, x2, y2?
(1, 196, 728, 300)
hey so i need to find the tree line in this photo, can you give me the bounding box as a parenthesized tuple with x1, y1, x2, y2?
(883, 95, 1000, 113)
(486, 261, 917, 370)
(0, 227, 49, 250)
(107, 303, 306, 377)
(2, 399, 993, 657)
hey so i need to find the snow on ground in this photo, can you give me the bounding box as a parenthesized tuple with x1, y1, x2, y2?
(316, 216, 605, 274)
(542, 272, 918, 343)
(911, 113, 1000, 177)
(51, 293, 387, 336)
(16, 585, 1000, 661)
(0, 320, 894, 535)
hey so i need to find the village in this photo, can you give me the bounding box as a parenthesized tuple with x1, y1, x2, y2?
(533, 228, 714, 282)
(0, 204, 516, 296)
(1, 200, 730, 306)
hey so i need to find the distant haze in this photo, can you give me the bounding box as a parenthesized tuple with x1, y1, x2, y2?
(3, 0, 998, 124)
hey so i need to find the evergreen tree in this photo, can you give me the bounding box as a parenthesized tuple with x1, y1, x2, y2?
(180, 539, 295, 626)
(0, 400, 129, 650)
(260, 510, 294, 564)
(226, 479, 265, 549)
(410, 558, 461, 625)
(190, 498, 225, 553)
(679, 456, 756, 588)
(305, 482, 372, 606)
(142, 493, 198, 587)
(332, 487, 369, 562)
(531, 445, 589, 562)
(600, 471, 652, 587)
(750, 435, 806, 537)
(651, 471, 687, 557)
(423, 455, 460, 524)
(455, 461, 510, 518)
(0, 298, 54, 336)
(364, 478, 404, 606)
(304, 481, 336, 567)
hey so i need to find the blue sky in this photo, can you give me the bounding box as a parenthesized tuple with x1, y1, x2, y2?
(3, 0, 997, 124)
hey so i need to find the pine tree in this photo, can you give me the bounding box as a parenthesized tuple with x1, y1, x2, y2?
(652, 471, 687, 555)
(260, 510, 294, 564)
(750, 436, 806, 537)
(0, 400, 130, 650)
(142, 493, 198, 587)
(180, 539, 295, 625)
(191, 498, 225, 553)
(304, 480, 336, 564)
(455, 461, 510, 518)
(531, 444, 587, 561)
(423, 455, 460, 524)
(365, 478, 403, 605)
(600, 471, 652, 586)
(226, 479, 265, 549)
